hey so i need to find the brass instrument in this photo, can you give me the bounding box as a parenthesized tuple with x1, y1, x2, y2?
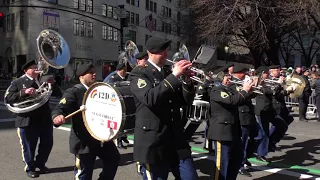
(166, 44, 211, 84)
(118, 40, 140, 68)
(4, 29, 70, 113)
(229, 78, 264, 94)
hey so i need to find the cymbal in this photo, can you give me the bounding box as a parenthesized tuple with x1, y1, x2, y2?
(285, 74, 306, 98)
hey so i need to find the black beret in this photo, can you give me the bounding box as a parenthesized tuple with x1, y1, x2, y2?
(76, 62, 94, 76)
(146, 37, 172, 54)
(256, 66, 269, 74)
(116, 63, 126, 70)
(135, 51, 148, 60)
(269, 65, 280, 69)
(226, 62, 234, 68)
(233, 66, 248, 73)
(22, 60, 37, 71)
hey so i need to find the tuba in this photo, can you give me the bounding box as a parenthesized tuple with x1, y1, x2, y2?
(4, 29, 70, 113)
(118, 40, 140, 69)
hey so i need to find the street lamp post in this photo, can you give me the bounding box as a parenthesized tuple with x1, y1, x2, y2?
(224, 46, 229, 64)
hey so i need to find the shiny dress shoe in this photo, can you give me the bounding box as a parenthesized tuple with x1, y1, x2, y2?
(27, 171, 39, 178)
(122, 137, 129, 144)
(256, 156, 269, 163)
(38, 166, 49, 174)
(117, 144, 127, 149)
(239, 169, 252, 177)
(245, 159, 252, 167)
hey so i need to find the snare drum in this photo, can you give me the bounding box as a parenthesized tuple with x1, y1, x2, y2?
(185, 100, 210, 123)
(82, 82, 136, 142)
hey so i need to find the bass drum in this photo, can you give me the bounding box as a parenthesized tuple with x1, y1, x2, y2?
(82, 82, 135, 142)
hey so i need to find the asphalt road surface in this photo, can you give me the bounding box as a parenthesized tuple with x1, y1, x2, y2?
(0, 96, 320, 179)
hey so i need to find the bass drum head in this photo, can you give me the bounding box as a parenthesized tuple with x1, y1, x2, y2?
(82, 82, 126, 142)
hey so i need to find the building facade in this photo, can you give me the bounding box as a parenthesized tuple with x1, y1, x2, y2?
(0, 0, 190, 81)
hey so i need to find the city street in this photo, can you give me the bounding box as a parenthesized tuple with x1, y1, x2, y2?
(0, 96, 320, 179)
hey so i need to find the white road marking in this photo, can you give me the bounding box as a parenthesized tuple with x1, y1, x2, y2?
(55, 127, 319, 179)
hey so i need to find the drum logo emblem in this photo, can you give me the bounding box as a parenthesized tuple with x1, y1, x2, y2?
(107, 120, 118, 130)
(110, 93, 117, 102)
(90, 89, 98, 98)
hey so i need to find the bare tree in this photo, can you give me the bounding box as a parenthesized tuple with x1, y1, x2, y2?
(279, 34, 297, 66)
(189, 0, 316, 66)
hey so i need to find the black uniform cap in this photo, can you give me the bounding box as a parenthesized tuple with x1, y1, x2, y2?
(233, 66, 248, 73)
(146, 37, 172, 54)
(269, 65, 281, 69)
(76, 62, 94, 76)
(135, 51, 148, 60)
(22, 60, 37, 71)
(116, 63, 126, 70)
(226, 62, 234, 68)
(256, 66, 269, 74)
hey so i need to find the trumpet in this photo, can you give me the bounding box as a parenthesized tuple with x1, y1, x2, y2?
(166, 44, 211, 84)
(229, 78, 264, 94)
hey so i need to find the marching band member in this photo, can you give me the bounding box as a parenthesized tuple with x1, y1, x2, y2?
(129, 37, 197, 180)
(136, 51, 148, 66)
(254, 66, 275, 162)
(207, 65, 254, 180)
(52, 63, 120, 180)
(268, 65, 294, 151)
(107, 63, 130, 149)
(5, 60, 53, 178)
(229, 66, 258, 177)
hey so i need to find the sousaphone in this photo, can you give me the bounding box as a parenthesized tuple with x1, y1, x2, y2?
(4, 29, 70, 113)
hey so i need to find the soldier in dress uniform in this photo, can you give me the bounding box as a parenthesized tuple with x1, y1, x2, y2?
(268, 65, 294, 152)
(107, 63, 130, 149)
(229, 66, 259, 177)
(207, 65, 254, 180)
(52, 63, 120, 180)
(5, 60, 53, 178)
(298, 68, 312, 122)
(129, 37, 197, 180)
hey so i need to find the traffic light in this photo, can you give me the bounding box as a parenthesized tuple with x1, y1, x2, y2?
(0, 12, 4, 28)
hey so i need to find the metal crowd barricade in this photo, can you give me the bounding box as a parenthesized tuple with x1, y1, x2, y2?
(285, 89, 317, 115)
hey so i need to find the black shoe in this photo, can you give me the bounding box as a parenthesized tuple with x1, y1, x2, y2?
(245, 159, 252, 167)
(269, 143, 276, 152)
(117, 144, 127, 149)
(27, 171, 39, 178)
(239, 169, 252, 177)
(38, 166, 49, 174)
(256, 156, 270, 163)
(299, 118, 308, 122)
(122, 137, 129, 144)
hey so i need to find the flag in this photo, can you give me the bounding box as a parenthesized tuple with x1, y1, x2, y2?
(145, 14, 155, 32)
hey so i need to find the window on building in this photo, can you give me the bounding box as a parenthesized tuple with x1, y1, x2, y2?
(113, 28, 118, 41)
(126, 11, 130, 22)
(11, 13, 14, 30)
(107, 5, 113, 18)
(154, 2, 157, 13)
(73, 19, 79, 35)
(146, 0, 149, 10)
(113, 7, 118, 19)
(80, 0, 85, 11)
(129, 30, 136, 42)
(154, 19, 157, 30)
(145, 34, 152, 44)
(177, 26, 180, 36)
(135, 0, 139, 7)
(48, 0, 57, 4)
(88, 22, 93, 37)
(150, 1, 153, 12)
(130, 12, 134, 24)
(108, 26, 113, 40)
(3, 15, 6, 32)
(87, 0, 93, 13)
(102, 4, 107, 16)
(20, 11, 24, 30)
(74, 0, 79, 9)
(6, 15, 10, 31)
(102, 25, 107, 39)
(126, 0, 130, 3)
(80, 20, 86, 36)
(131, 0, 134, 5)
(177, 11, 181, 21)
(135, 14, 139, 25)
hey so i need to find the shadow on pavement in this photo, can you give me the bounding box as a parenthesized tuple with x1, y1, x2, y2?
(0, 121, 16, 129)
(45, 166, 74, 174)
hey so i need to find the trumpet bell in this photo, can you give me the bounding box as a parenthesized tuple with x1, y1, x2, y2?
(172, 44, 190, 62)
(37, 29, 70, 73)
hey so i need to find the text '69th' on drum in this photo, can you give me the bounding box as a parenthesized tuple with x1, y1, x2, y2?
(82, 82, 136, 142)
(186, 100, 210, 123)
